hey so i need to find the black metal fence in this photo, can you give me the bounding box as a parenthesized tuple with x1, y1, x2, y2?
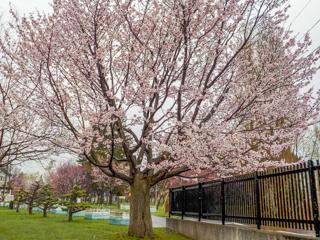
(169, 160, 320, 237)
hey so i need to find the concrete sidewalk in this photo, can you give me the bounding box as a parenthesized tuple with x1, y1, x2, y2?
(152, 216, 166, 228)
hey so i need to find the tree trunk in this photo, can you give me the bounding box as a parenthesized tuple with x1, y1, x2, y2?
(68, 211, 73, 222)
(16, 202, 20, 213)
(9, 201, 14, 209)
(93, 193, 97, 203)
(98, 191, 104, 204)
(153, 184, 158, 206)
(164, 192, 169, 214)
(115, 194, 120, 209)
(28, 204, 33, 215)
(108, 191, 113, 205)
(97, 192, 100, 204)
(128, 173, 153, 237)
(43, 207, 47, 217)
(156, 194, 164, 210)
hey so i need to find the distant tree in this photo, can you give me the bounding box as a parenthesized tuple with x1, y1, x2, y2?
(61, 186, 90, 222)
(9, 173, 26, 211)
(90, 167, 126, 205)
(26, 180, 42, 215)
(295, 123, 320, 161)
(13, 188, 28, 213)
(35, 184, 59, 217)
(49, 163, 90, 196)
(7, 172, 21, 209)
(9, 174, 26, 192)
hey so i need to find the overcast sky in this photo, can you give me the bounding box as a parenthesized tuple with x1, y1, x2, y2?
(0, 0, 319, 174)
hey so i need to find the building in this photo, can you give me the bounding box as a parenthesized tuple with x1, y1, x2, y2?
(0, 166, 12, 201)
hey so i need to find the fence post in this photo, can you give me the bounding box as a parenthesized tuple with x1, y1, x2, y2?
(255, 172, 261, 230)
(308, 160, 320, 237)
(169, 189, 172, 218)
(181, 186, 185, 220)
(198, 183, 203, 222)
(221, 180, 225, 225)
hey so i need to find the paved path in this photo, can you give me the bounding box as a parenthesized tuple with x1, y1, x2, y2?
(152, 216, 166, 228)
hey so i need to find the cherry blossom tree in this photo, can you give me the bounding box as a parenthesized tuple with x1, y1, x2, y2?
(0, 57, 53, 167)
(49, 162, 90, 196)
(0, 80, 52, 167)
(9, 173, 26, 193)
(1, 0, 320, 237)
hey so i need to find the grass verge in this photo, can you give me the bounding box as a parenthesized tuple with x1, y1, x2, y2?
(0, 207, 188, 240)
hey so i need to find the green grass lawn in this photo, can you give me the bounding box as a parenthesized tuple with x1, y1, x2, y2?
(152, 206, 168, 218)
(0, 208, 189, 240)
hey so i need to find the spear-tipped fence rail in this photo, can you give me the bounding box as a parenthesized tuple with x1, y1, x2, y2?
(169, 160, 320, 237)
